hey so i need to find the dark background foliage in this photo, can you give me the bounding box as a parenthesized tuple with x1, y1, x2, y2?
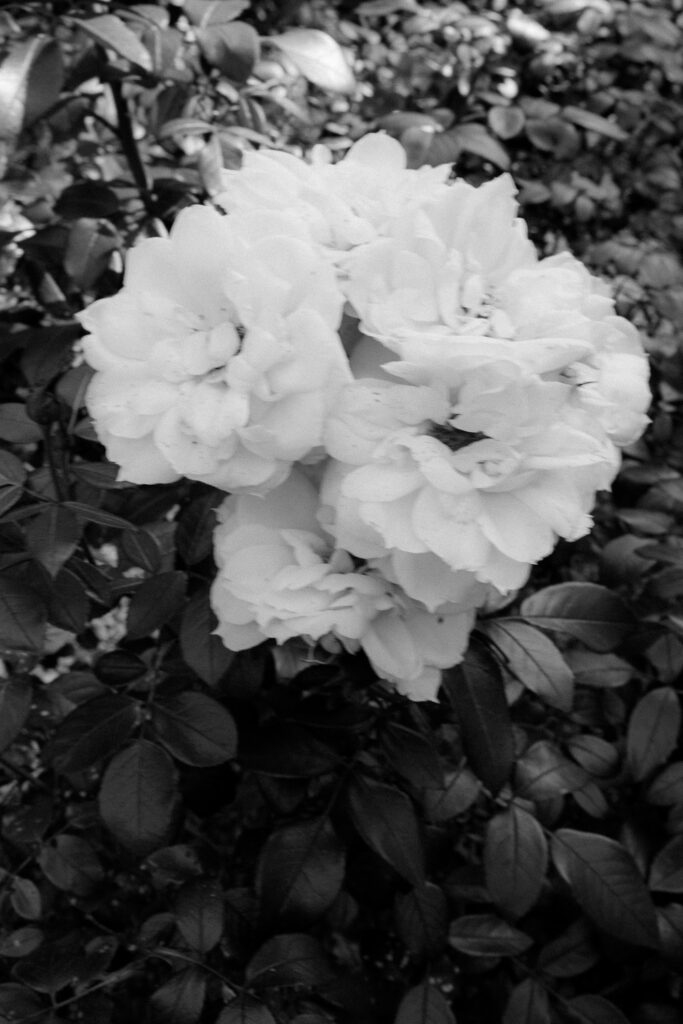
(0, 0, 682, 1021)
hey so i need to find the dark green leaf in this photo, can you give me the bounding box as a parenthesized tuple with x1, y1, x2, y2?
(484, 806, 548, 919)
(519, 583, 635, 652)
(52, 693, 139, 774)
(515, 741, 588, 800)
(94, 649, 146, 684)
(0, 984, 44, 1019)
(98, 740, 177, 855)
(0, 451, 26, 487)
(197, 21, 259, 81)
(175, 879, 223, 953)
(121, 529, 161, 573)
(448, 914, 533, 957)
(151, 691, 237, 767)
(24, 505, 81, 577)
(241, 724, 339, 778)
(0, 675, 31, 753)
(382, 723, 443, 788)
(0, 577, 46, 652)
(246, 934, 334, 989)
(71, 461, 130, 489)
(47, 568, 89, 633)
(443, 638, 514, 793)
(13, 933, 95, 994)
(256, 818, 345, 922)
(562, 106, 628, 141)
(448, 122, 510, 169)
(649, 835, 683, 893)
(348, 775, 425, 884)
(394, 982, 456, 1024)
(566, 650, 632, 688)
(54, 182, 119, 220)
(150, 967, 206, 1024)
(647, 762, 683, 805)
(38, 835, 104, 896)
(10, 877, 42, 921)
(503, 979, 551, 1024)
(75, 15, 153, 72)
(0, 926, 43, 958)
(566, 995, 630, 1024)
(0, 484, 22, 517)
(146, 845, 202, 888)
(175, 492, 218, 565)
(536, 919, 598, 978)
(551, 829, 659, 948)
(20, 323, 81, 387)
(217, 999, 277, 1024)
(422, 766, 481, 821)
(0, 403, 43, 443)
(567, 735, 619, 778)
(627, 687, 681, 781)
(180, 590, 234, 686)
(395, 882, 448, 958)
(63, 500, 137, 531)
(184, 0, 250, 27)
(126, 570, 187, 639)
(485, 620, 574, 711)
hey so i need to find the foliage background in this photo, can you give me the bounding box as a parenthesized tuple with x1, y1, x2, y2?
(0, 0, 682, 1021)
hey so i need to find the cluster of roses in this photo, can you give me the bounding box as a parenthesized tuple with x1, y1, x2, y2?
(80, 134, 650, 701)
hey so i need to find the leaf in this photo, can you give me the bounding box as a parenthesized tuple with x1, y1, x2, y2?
(13, 932, 97, 994)
(449, 123, 510, 169)
(516, 740, 588, 800)
(647, 762, 683, 805)
(63, 500, 137, 531)
(551, 829, 659, 948)
(121, 528, 161, 573)
(126, 571, 187, 639)
(566, 995, 631, 1024)
(98, 740, 177, 855)
(0, 577, 46, 652)
(0, 403, 43, 443)
(10, 877, 42, 920)
(256, 818, 345, 922)
(347, 775, 425, 884)
(270, 29, 355, 93)
(0, 675, 32, 753)
(536, 919, 598, 977)
(0, 926, 43, 958)
(75, 15, 153, 72)
(175, 879, 223, 952)
(382, 722, 443, 788)
(503, 979, 551, 1024)
(395, 882, 448, 957)
(488, 105, 525, 139)
(0, 985, 44, 1020)
(176, 492, 218, 565)
(24, 505, 82, 577)
(627, 687, 681, 781)
(184, 0, 250, 27)
(0, 36, 63, 153)
(448, 914, 533, 957)
(38, 835, 104, 896)
(0, 451, 26, 487)
(519, 583, 635, 651)
(150, 691, 237, 767)
(484, 806, 548, 918)
(51, 693, 139, 774)
(180, 590, 234, 686)
(150, 967, 206, 1024)
(197, 21, 260, 82)
(485, 620, 574, 711)
(443, 638, 514, 793)
(54, 182, 120, 220)
(525, 117, 580, 159)
(422, 766, 481, 821)
(565, 650, 633, 688)
(241, 723, 339, 777)
(246, 934, 335, 989)
(649, 835, 683, 893)
(562, 106, 628, 141)
(217, 999, 277, 1024)
(394, 982, 456, 1024)
(48, 568, 89, 634)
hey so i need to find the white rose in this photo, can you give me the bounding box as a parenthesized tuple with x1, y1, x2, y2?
(80, 205, 349, 490)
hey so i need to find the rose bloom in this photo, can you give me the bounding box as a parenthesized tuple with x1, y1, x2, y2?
(215, 133, 452, 253)
(210, 469, 477, 701)
(80, 205, 349, 490)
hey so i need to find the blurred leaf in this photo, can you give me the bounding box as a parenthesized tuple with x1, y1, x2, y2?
(217, 1000, 277, 1024)
(443, 638, 514, 793)
(536, 919, 598, 977)
(551, 829, 659, 948)
(526, 117, 580, 159)
(150, 967, 206, 1024)
(126, 571, 187, 639)
(151, 691, 237, 767)
(64, 218, 118, 291)
(448, 914, 533, 957)
(0, 451, 27, 487)
(270, 29, 355, 93)
(75, 15, 153, 73)
(348, 775, 425, 884)
(566, 995, 630, 1024)
(0, 984, 44, 1018)
(488, 106, 525, 139)
(24, 505, 81, 577)
(184, 0, 250, 26)
(256, 818, 345, 922)
(503, 979, 551, 1024)
(627, 687, 680, 781)
(647, 762, 683, 805)
(649, 835, 683, 893)
(55, 182, 120, 220)
(176, 492, 218, 565)
(198, 21, 260, 82)
(394, 982, 455, 1024)
(10, 877, 42, 921)
(0, 37, 63, 168)
(0, 485, 22, 516)
(449, 123, 510, 169)
(0, 675, 31, 753)
(246, 934, 334, 988)
(38, 835, 104, 896)
(0, 926, 43, 958)
(562, 106, 628, 141)
(180, 590, 234, 686)
(485, 620, 574, 711)
(0, 577, 47, 652)
(175, 879, 223, 952)
(99, 740, 177, 855)
(13, 933, 96, 994)
(51, 693, 139, 774)
(519, 583, 635, 652)
(0, 403, 43, 443)
(484, 806, 548, 918)
(395, 882, 448, 958)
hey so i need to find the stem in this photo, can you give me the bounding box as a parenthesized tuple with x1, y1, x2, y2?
(43, 425, 68, 502)
(109, 80, 156, 218)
